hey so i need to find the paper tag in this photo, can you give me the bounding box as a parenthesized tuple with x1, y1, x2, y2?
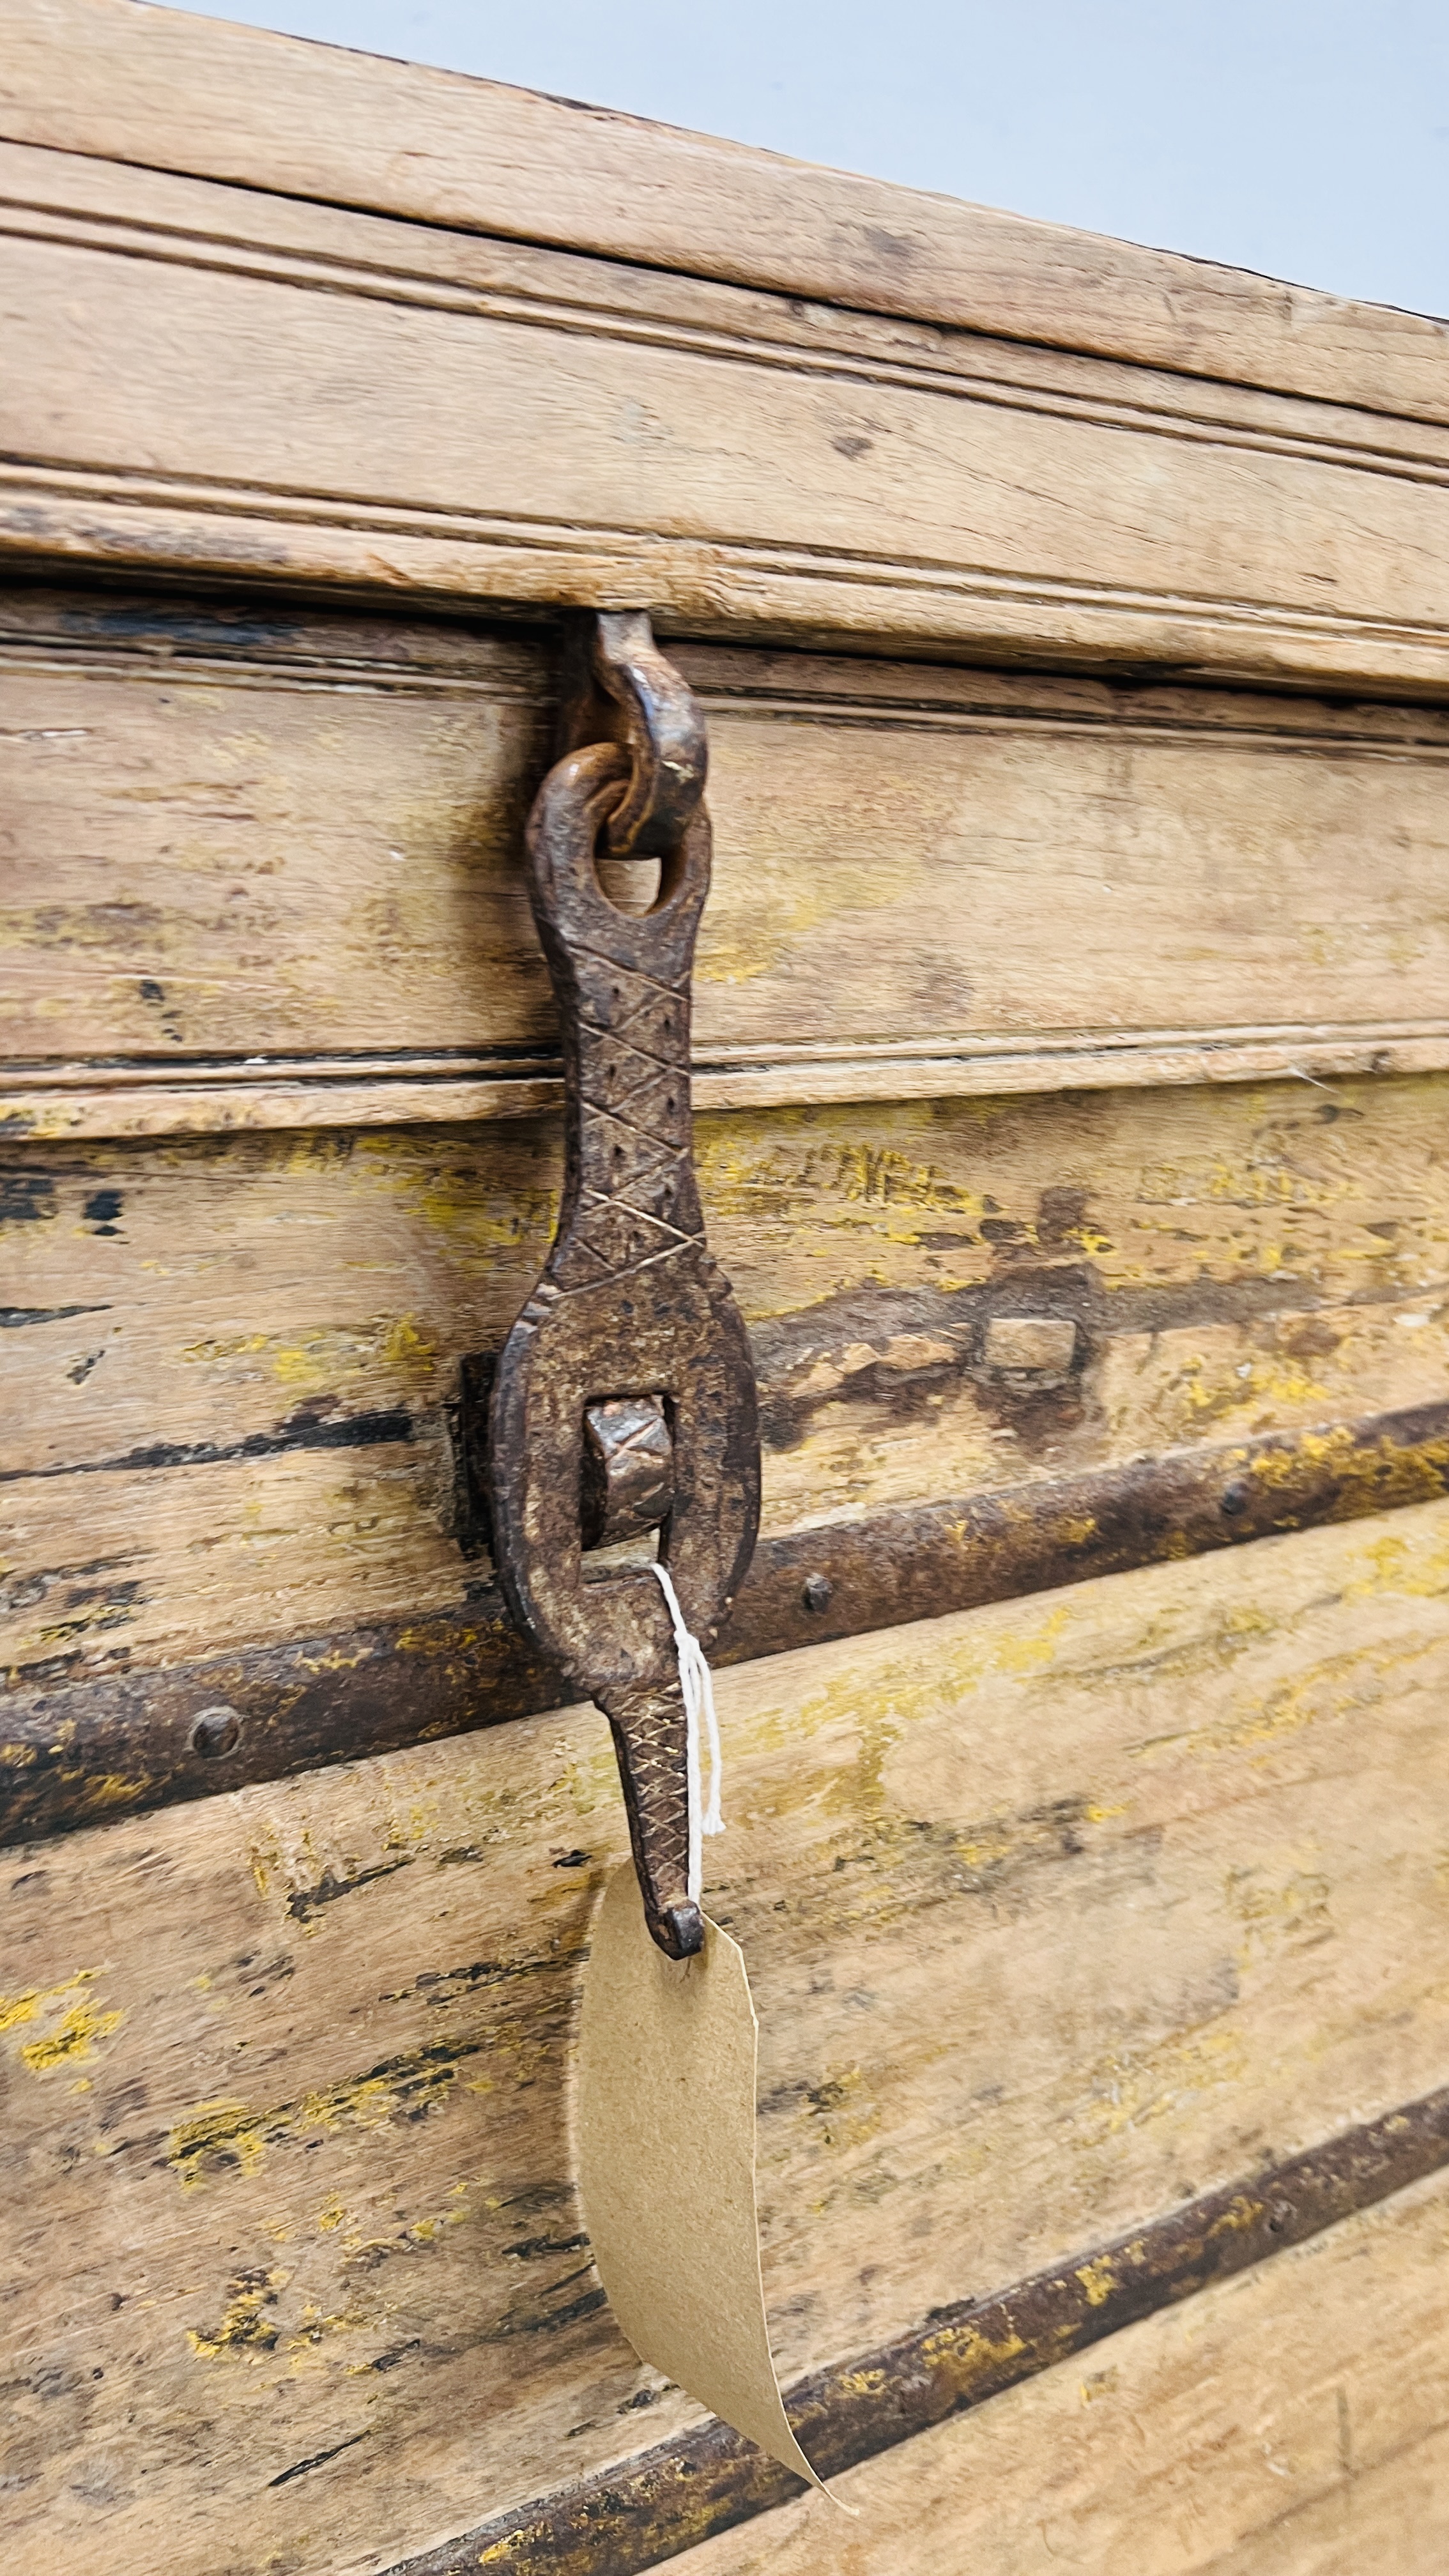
(576, 1864, 843, 2500)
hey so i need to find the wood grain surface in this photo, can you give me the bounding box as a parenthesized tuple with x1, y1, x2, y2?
(5, 0, 1449, 425)
(4, 592, 1449, 1141)
(673, 2165, 1449, 2575)
(6, 1498, 1449, 2574)
(6, 1397, 1448, 1850)
(397, 2085, 1449, 2572)
(4, 1071, 1446, 1689)
(4, 144, 1449, 684)
(6, 21, 1449, 2563)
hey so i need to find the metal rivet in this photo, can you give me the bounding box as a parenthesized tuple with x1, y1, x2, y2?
(190, 1705, 243, 1758)
(802, 1572, 833, 1613)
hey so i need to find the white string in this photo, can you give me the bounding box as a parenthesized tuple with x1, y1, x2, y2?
(650, 1561, 724, 1906)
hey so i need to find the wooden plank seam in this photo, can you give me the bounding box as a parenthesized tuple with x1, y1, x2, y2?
(5, 1397, 1446, 1846)
(385, 2082, 1449, 2575)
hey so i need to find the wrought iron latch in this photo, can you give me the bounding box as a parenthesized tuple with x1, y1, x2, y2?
(487, 614, 760, 1959)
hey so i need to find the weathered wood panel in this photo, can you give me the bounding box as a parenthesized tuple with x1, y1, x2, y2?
(0, 597, 546, 1082)
(5, 0, 1449, 426)
(4, 149, 1449, 688)
(4, 16, 1448, 2569)
(3, 1077, 1446, 1686)
(4, 1499, 1449, 2573)
(5, 595, 1449, 1138)
(6, 1397, 1449, 1848)
(677, 2166, 1449, 2575)
(415, 2081, 1449, 2572)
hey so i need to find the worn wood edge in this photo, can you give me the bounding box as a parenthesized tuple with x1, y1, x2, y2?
(4, 0, 1449, 427)
(384, 2082, 1449, 2576)
(6, 1027, 1449, 1140)
(4, 1399, 1446, 1849)
(8, 147, 1449, 483)
(8, 473, 1449, 691)
(15, 582, 1449, 726)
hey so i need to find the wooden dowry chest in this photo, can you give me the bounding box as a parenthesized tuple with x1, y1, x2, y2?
(3, 4, 1449, 2567)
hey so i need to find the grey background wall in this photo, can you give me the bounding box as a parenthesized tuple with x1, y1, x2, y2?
(164, 1, 1449, 316)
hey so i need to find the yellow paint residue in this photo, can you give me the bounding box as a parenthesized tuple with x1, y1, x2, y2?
(414, 1167, 558, 1262)
(955, 1825, 1018, 1873)
(181, 1312, 438, 1397)
(1, 1968, 121, 2076)
(393, 1623, 480, 1659)
(1227, 1866, 1331, 1960)
(1206, 2193, 1265, 2241)
(1075, 2257, 1117, 2308)
(1346, 1527, 1449, 1604)
(406, 2201, 470, 2246)
(1186, 1634, 1442, 1767)
(839, 2366, 889, 2399)
(294, 1640, 378, 1677)
(1243, 1425, 1353, 1490)
(804, 2064, 880, 2154)
(168, 2037, 473, 2189)
(1080, 2366, 1120, 2405)
(180, 1330, 272, 1364)
(285, 2297, 373, 2369)
(1179, 1349, 1332, 1430)
(270, 1333, 363, 1392)
(187, 2266, 289, 2361)
(169, 2101, 272, 2188)
(695, 1126, 987, 1232)
(1056, 1515, 1100, 1548)
(381, 1313, 436, 1380)
(919, 2319, 1030, 2388)
(1082, 2023, 1248, 2145)
(73, 1773, 146, 1811)
(991, 1605, 1070, 1675)
(21, 2002, 124, 2074)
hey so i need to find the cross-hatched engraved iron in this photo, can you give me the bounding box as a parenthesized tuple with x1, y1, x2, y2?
(489, 648, 759, 1959)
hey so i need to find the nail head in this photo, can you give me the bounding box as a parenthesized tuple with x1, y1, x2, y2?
(190, 1705, 243, 1758)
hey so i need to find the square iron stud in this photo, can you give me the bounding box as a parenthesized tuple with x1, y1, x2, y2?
(581, 1395, 674, 1549)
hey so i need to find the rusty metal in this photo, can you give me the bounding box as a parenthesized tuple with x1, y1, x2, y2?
(188, 1704, 242, 1758)
(389, 2077, 1449, 2575)
(486, 617, 760, 1958)
(553, 610, 709, 861)
(581, 1395, 674, 1551)
(5, 1397, 1448, 1850)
